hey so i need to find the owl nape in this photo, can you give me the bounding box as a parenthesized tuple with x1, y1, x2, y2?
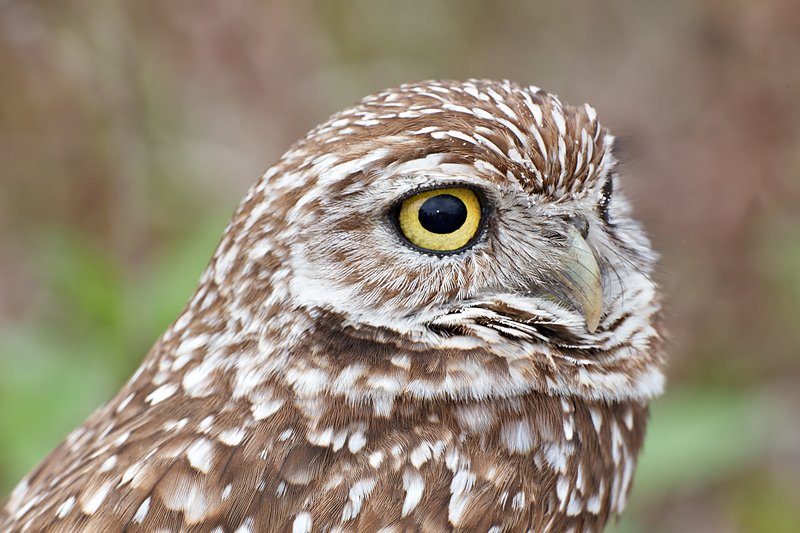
(1, 79, 664, 533)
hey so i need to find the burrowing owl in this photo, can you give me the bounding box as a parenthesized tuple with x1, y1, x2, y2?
(0, 79, 664, 532)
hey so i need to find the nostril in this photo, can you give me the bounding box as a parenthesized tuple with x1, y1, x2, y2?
(560, 214, 590, 239)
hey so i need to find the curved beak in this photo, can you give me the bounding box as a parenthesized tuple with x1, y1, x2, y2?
(546, 225, 603, 332)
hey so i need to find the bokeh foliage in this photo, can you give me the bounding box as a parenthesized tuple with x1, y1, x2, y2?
(1, 1, 799, 531)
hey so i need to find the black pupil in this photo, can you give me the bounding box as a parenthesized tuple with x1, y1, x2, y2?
(418, 194, 468, 234)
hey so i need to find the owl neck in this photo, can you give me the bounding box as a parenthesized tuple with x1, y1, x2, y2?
(137, 285, 664, 421)
(122, 337, 650, 526)
(116, 295, 651, 526)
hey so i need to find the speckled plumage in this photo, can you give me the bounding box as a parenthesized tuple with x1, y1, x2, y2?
(1, 79, 664, 532)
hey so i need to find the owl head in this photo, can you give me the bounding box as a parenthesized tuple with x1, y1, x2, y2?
(180, 79, 664, 409)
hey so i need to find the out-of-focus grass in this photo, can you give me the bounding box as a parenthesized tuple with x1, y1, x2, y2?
(758, 214, 800, 351)
(633, 390, 768, 498)
(0, 219, 228, 491)
(611, 388, 799, 532)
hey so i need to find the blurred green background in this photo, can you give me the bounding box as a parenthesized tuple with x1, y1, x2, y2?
(1, 1, 799, 531)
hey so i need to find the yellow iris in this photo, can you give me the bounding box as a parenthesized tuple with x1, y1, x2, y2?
(398, 187, 482, 252)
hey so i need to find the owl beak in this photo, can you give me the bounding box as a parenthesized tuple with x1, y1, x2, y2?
(552, 225, 603, 333)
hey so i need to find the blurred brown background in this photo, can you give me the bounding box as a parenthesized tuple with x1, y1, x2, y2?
(1, 1, 799, 531)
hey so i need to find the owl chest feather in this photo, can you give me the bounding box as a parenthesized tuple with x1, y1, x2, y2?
(2, 380, 646, 532)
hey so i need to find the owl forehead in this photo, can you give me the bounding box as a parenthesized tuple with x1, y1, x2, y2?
(286, 79, 614, 200)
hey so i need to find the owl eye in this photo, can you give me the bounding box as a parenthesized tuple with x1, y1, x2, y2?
(396, 187, 482, 252)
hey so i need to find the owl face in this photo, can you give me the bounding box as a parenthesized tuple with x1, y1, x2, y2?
(208, 79, 663, 405)
(291, 157, 610, 333)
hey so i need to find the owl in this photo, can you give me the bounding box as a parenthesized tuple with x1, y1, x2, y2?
(0, 79, 664, 532)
